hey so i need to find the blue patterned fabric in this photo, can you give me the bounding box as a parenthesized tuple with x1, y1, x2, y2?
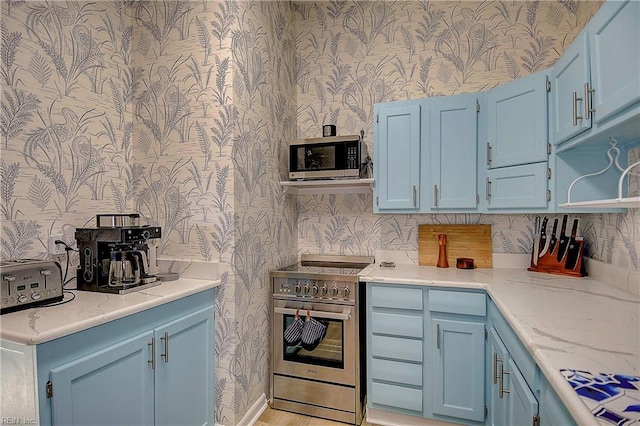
(561, 369, 640, 425)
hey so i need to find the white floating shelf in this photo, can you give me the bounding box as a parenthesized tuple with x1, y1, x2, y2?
(559, 196, 640, 209)
(280, 178, 374, 195)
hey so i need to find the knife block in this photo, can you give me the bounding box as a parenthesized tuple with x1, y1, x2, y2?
(527, 238, 587, 277)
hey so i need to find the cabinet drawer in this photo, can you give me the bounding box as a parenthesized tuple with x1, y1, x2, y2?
(371, 312, 423, 338)
(371, 358, 422, 387)
(486, 163, 549, 209)
(429, 290, 486, 316)
(371, 286, 423, 310)
(370, 382, 422, 412)
(371, 335, 422, 362)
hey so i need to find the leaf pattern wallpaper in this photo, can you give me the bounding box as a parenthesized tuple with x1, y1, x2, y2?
(0, 1, 637, 425)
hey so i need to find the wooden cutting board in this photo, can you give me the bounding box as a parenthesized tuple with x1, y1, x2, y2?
(418, 225, 492, 268)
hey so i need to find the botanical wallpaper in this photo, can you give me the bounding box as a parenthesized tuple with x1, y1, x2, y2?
(1, 1, 296, 424)
(0, 1, 638, 426)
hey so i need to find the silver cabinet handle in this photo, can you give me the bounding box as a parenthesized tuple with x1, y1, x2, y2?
(486, 177, 491, 200)
(148, 337, 156, 370)
(572, 91, 583, 126)
(486, 142, 492, 166)
(413, 185, 417, 207)
(499, 364, 510, 399)
(436, 323, 441, 349)
(585, 82, 595, 119)
(433, 185, 438, 207)
(161, 331, 169, 363)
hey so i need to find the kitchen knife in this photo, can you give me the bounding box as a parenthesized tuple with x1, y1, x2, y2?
(538, 217, 549, 257)
(533, 216, 541, 266)
(556, 215, 569, 262)
(548, 218, 559, 254)
(564, 219, 581, 269)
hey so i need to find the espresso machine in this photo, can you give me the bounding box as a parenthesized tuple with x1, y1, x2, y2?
(75, 214, 162, 294)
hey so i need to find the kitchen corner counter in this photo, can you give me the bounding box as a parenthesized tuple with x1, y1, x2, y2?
(359, 263, 640, 426)
(0, 277, 220, 345)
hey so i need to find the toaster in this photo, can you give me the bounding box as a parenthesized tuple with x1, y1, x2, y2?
(1, 260, 64, 314)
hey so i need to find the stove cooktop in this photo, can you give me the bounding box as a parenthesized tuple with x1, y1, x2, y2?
(271, 255, 374, 281)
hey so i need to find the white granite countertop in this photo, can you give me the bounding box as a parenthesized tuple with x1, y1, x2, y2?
(0, 259, 221, 345)
(359, 262, 640, 426)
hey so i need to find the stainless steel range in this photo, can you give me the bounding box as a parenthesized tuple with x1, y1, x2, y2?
(270, 255, 374, 425)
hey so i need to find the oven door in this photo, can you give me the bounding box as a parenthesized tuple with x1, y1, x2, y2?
(272, 300, 356, 386)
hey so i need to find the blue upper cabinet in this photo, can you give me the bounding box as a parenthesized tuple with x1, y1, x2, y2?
(551, 0, 640, 149)
(430, 94, 479, 210)
(483, 72, 551, 212)
(550, 33, 591, 146)
(487, 72, 549, 168)
(588, 0, 640, 125)
(374, 102, 421, 212)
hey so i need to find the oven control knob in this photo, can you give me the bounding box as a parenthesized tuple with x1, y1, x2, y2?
(303, 285, 310, 295)
(31, 292, 42, 301)
(332, 286, 339, 297)
(17, 294, 29, 304)
(320, 285, 328, 296)
(294, 283, 301, 294)
(311, 285, 319, 296)
(342, 287, 351, 297)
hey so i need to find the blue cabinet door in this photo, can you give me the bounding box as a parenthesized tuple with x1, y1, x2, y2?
(430, 94, 478, 209)
(486, 72, 548, 168)
(49, 331, 155, 426)
(506, 358, 539, 426)
(155, 307, 215, 426)
(374, 103, 421, 211)
(550, 33, 591, 145)
(431, 318, 485, 422)
(487, 327, 509, 426)
(588, 0, 640, 124)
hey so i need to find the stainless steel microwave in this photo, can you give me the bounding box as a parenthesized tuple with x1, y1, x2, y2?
(289, 135, 366, 180)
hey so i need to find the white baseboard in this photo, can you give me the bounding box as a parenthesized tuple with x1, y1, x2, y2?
(236, 393, 268, 426)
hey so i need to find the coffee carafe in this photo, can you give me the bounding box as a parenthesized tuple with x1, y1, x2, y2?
(108, 250, 140, 287)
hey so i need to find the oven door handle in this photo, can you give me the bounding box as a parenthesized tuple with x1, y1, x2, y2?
(274, 307, 352, 321)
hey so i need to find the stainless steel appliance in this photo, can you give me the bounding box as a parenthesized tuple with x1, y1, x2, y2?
(75, 214, 161, 294)
(289, 132, 368, 180)
(1, 260, 64, 314)
(270, 255, 374, 425)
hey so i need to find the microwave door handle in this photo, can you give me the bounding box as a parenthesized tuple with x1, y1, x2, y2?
(274, 307, 352, 321)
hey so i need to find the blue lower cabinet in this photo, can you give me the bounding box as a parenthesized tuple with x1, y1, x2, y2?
(431, 318, 486, 422)
(367, 283, 425, 416)
(38, 290, 215, 426)
(539, 374, 577, 426)
(366, 284, 487, 424)
(154, 307, 215, 426)
(506, 358, 539, 426)
(50, 331, 155, 425)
